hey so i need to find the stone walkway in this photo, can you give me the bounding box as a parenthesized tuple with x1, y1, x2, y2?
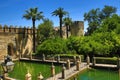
(46, 63, 88, 80)
(46, 63, 118, 80)
(20, 58, 118, 80)
(90, 63, 117, 68)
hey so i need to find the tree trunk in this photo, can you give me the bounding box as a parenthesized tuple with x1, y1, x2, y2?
(66, 25, 68, 38)
(59, 17, 63, 38)
(32, 20, 36, 53)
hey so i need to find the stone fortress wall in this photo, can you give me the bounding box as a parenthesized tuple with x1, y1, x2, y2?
(0, 21, 84, 60)
(0, 27, 34, 60)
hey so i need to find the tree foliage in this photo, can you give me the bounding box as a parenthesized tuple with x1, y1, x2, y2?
(36, 6, 120, 57)
(23, 7, 44, 21)
(84, 5, 116, 35)
(36, 32, 120, 57)
(95, 14, 120, 33)
(37, 38, 67, 55)
(67, 13, 120, 56)
(23, 7, 44, 53)
(52, 7, 68, 38)
(66, 32, 120, 57)
(37, 19, 54, 43)
(63, 17, 72, 38)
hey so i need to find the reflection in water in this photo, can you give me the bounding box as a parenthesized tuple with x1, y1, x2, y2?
(118, 70, 120, 80)
(0, 66, 2, 75)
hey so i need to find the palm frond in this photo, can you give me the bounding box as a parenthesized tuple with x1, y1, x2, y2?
(23, 14, 31, 20)
(52, 7, 68, 17)
(63, 17, 72, 26)
(23, 7, 44, 21)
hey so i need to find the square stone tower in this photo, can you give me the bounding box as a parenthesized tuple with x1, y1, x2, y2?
(70, 21, 84, 36)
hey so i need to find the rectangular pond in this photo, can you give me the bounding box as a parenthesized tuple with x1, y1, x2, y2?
(3, 61, 62, 80)
(0, 61, 119, 80)
(74, 68, 119, 80)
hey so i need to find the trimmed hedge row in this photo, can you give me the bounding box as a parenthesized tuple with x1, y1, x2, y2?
(95, 57, 118, 65)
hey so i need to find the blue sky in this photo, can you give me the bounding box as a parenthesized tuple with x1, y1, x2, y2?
(0, 0, 119, 31)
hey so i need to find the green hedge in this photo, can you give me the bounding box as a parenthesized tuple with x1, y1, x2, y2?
(95, 57, 118, 65)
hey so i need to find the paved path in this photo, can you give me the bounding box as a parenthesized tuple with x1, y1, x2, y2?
(46, 63, 88, 80)
(20, 58, 118, 80)
(90, 63, 117, 68)
(46, 63, 118, 80)
(95, 64, 117, 68)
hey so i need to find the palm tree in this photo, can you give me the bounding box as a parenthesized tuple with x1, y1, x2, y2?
(63, 17, 72, 38)
(52, 7, 68, 38)
(23, 7, 44, 53)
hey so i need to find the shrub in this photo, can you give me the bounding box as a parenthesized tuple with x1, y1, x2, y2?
(37, 38, 68, 55)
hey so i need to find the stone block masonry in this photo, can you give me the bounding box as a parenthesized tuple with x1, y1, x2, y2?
(0, 26, 34, 60)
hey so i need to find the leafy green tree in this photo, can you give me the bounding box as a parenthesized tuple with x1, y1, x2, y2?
(84, 5, 116, 35)
(91, 33, 113, 56)
(37, 19, 54, 43)
(95, 14, 120, 33)
(63, 17, 72, 38)
(79, 36, 92, 55)
(37, 38, 67, 55)
(23, 7, 44, 53)
(52, 7, 68, 38)
(67, 32, 120, 57)
(84, 8, 100, 35)
(66, 37, 81, 54)
(66, 15, 120, 57)
(100, 5, 117, 19)
(94, 14, 120, 56)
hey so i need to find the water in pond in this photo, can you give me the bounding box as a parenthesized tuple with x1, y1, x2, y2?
(7, 61, 61, 80)
(0, 61, 119, 80)
(76, 68, 119, 80)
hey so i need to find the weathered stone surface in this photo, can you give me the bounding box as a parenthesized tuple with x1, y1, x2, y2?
(0, 24, 84, 60)
(0, 32, 33, 60)
(71, 21, 84, 36)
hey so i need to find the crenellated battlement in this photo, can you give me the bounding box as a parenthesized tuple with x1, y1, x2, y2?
(0, 26, 37, 34)
(0, 25, 35, 60)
